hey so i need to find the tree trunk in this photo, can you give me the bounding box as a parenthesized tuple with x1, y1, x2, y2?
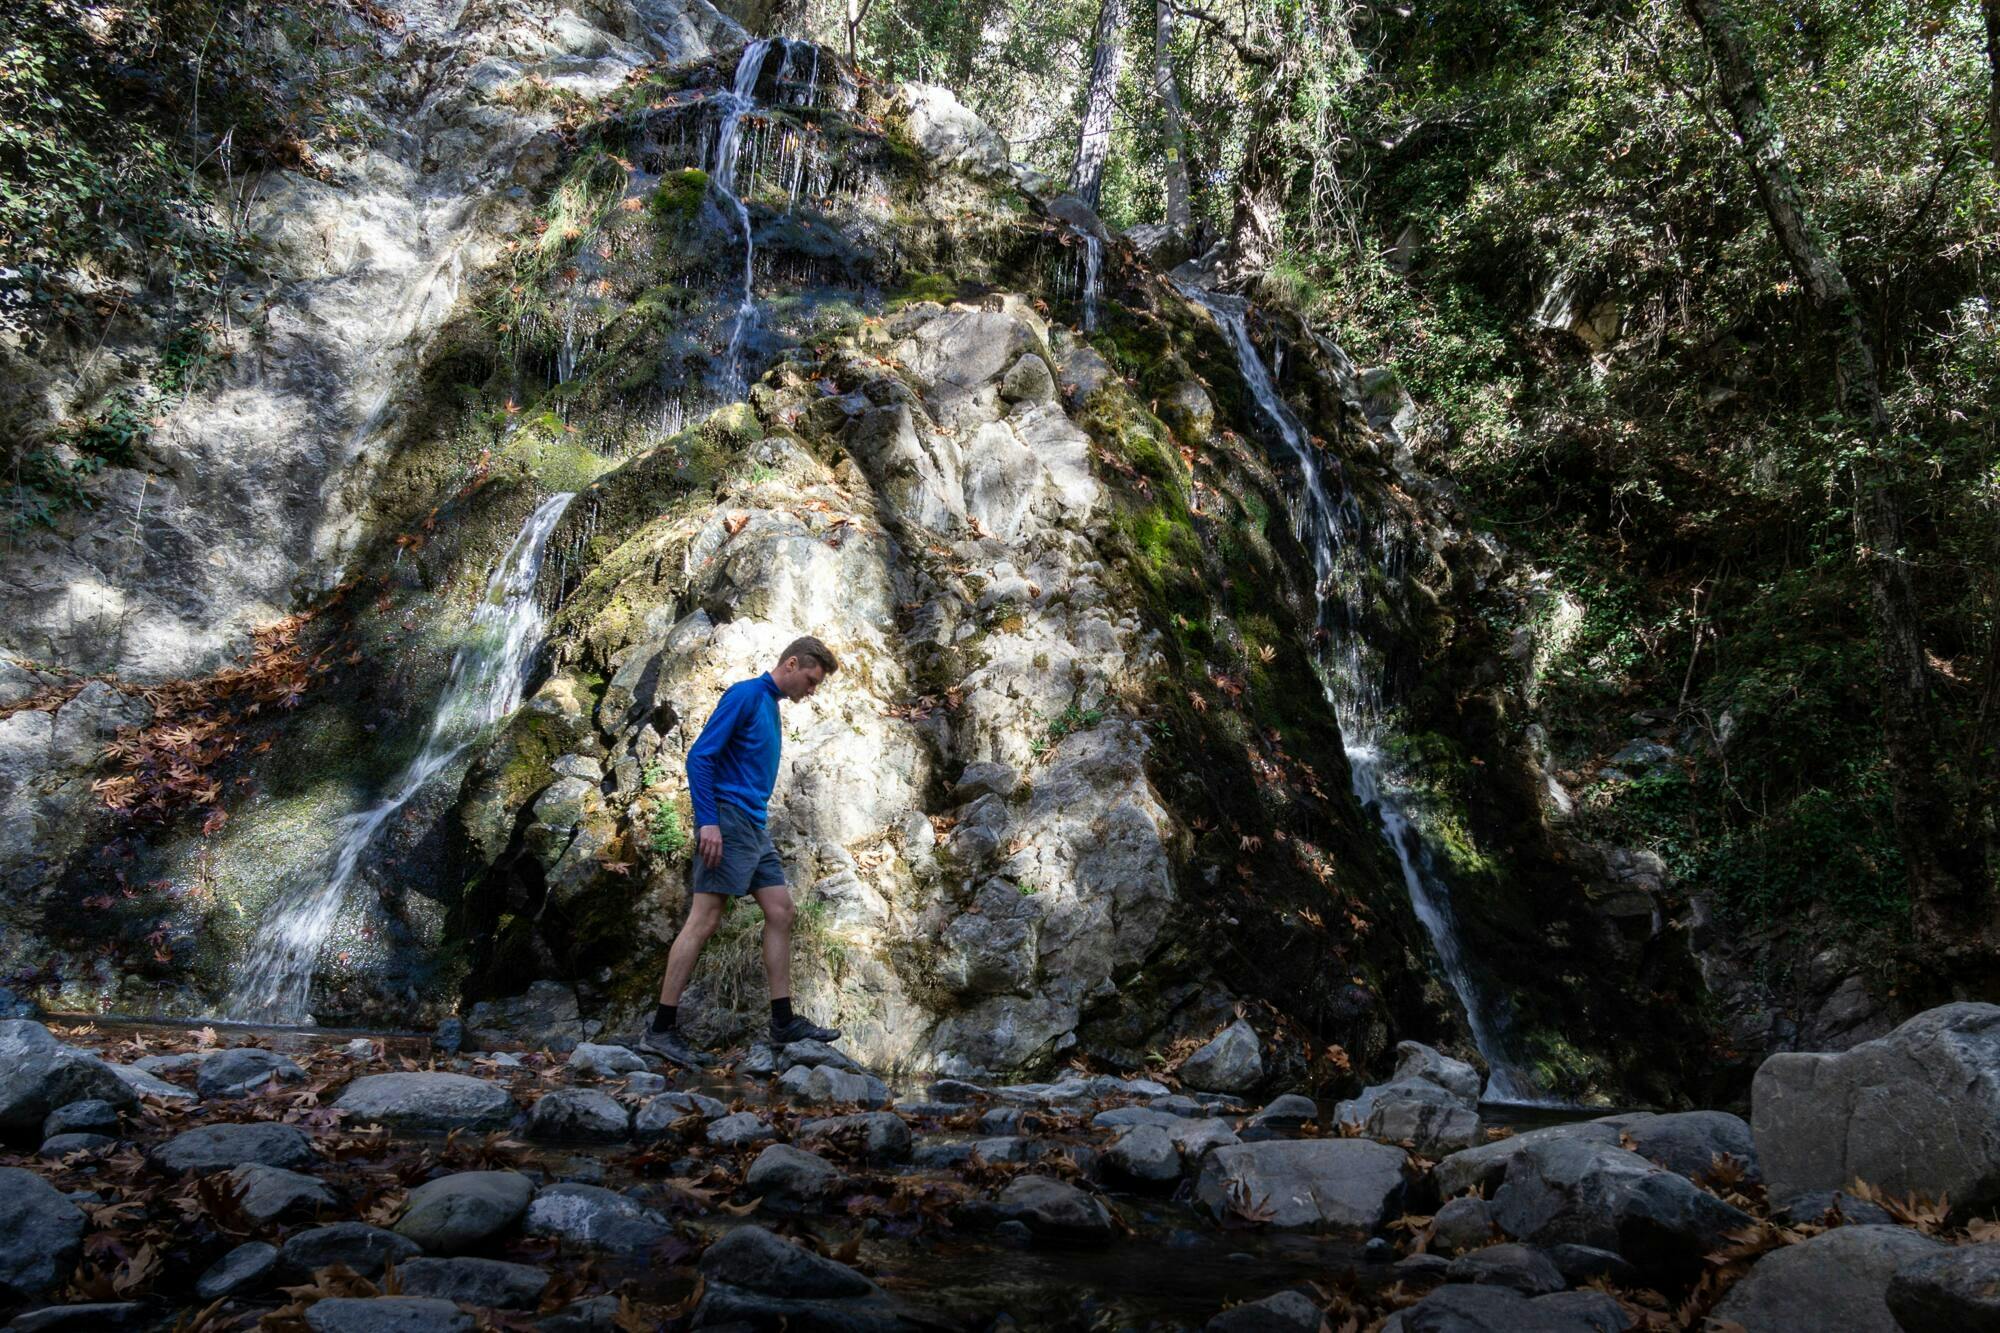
(1069, 0, 1127, 210)
(1683, 0, 1988, 951)
(1218, 88, 1283, 288)
(1153, 0, 1192, 242)
(1986, 0, 1999, 169)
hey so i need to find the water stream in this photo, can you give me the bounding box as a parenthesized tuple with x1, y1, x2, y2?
(1079, 230, 1102, 332)
(1181, 284, 1541, 1102)
(223, 492, 576, 1023)
(710, 38, 775, 400)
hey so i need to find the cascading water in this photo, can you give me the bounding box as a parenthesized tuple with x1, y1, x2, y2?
(710, 38, 775, 399)
(224, 493, 576, 1023)
(1079, 231, 1103, 332)
(1181, 283, 1541, 1102)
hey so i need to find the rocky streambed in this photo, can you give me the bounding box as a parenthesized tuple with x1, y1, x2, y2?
(6, 1002, 2000, 1330)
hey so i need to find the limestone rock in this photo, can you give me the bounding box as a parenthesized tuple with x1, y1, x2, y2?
(889, 84, 1010, 179)
(1711, 1225, 1945, 1333)
(1195, 1139, 1407, 1231)
(1334, 1042, 1482, 1153)
(334, 1073, 517, 1134)
(394, 1171, 535, 1254)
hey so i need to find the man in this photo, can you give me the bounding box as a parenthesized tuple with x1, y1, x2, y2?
(640, 636, 844, 1067)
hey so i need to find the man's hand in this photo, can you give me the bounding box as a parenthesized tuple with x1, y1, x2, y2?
(698, 824, 723, 869)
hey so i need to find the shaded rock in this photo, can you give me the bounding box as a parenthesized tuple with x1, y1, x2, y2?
(281, 1223, 421, 1278)
(0, 1020, 137, 1133)
(778, 1063, 891, 1108)
(1205, 1289, 1320, 1333)
(621, 1072, 666, 1096)
(707, 1111, 777, 1148)
(999, 353, 1058, 405)
(1395, 1253, 1453, 1286)
(465, 981, 583, 1053)
(1546, 1244, 1638, 1287)
(5, 1303, 153, 1331)
(1245, 1093, 1318, 1137)
(977, 1106, 1028, 1135)
(1712, 1225, 1945, 1333)
(153, 1122, 315, 1174)
(1491, 1138, 1755, 1276)
(398, 1256, 550, 1310)
(1622, 1109, 1758, 1184)
(304, 1297, 475, 1333)
(536, 1295, 621, 1332)
(1195, 1139, 1407, 1231)
(1179, 1020, 1262, 1093)
(1888, 1240, 2000, 1333)
(1444, 1243, 1565, 1295)
(106, 1064, 193, 1102)
(37, 1132, 116, 1158)
(523, 1184, 670, 1254)
(334, 1073, 517, 1135)
(634, 1090, 728, 1138)
(0, 1167, 86, 1299)
(1159, 381, 1216, 444)
(1430, 1195, 1495, 1254)
(1383, 1284, 1628, 1332)
(1334, 1042, 1482, 1153)
(1105, 1124, 1180, 1186)
(196, 1241, 278, 1300)
(994, 1174, 1114, 1240)
(1432, 1115, 1656, 1200)
(746, 1144, 845, 1204)
(232, 1163, 337, 1224)
(1769, 1189, 1894, 1228)
(198, 1047, 307, 1098)
(911, 1137, 1029, 1169)
(692, 1224, 907, 1329)
(566, 1044, 647, 1078)
(525, 1089, 630, 1143)
(394, 1171, 534, 1254)
(433, 1018, 465, 1057)
(1392, 1042, 1484, 1103)
(797, 1112, 912, 1162)
(1754, 1002, 2000, 1213)
(42, 1099, 120, 1138)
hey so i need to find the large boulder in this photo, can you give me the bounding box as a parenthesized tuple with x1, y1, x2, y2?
(0, 1020, 137, 1134)
(1432, 1115, 1656, 1199)
(1334, 1042, 1483, 1154)
(0, 1167, 86, 1300)
(1622, 1109, 1758, 1184)
(394, 1171, 535, 1254)
(1179, 1020, 1263, 1094)
(888, 84, 1010, 180)
(1711, 1225, 1946, 1333)
(1195, 1139, 1407, 1231)
(1491, 1137, 1753, 1276)
(1754, 1002, 2000, 1213)
(333, 1073, 517, 1134)
(1888, 1240, 2000, 1332)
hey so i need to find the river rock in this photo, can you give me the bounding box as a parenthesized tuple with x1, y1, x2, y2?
(4, 1303, 154, 1331)
(393, 1170, 535, 1253)
(1444, 1242, 1565, 1295)
(282, 1222, 421, 1278)
(196, 1241, 278, 1300)
(1243, 1093, 1319, 1139)
(525, 1088, 630, 1142)
(153, 1121, 316, 1174)
(693, 1223, 901, 1329)
(1887, 1240, 2000, 1332)
(1382, 1284, 1629, 1332)
(0, 1020, 137, 1133)
(334, 1072, 517, 1134)
(1334, 1041, 1482, 1153)
(566, 1043, 647, 1078)
(1770, 1189, 1895, 1227)
(304, 1297, 474, 1333)
(1622, 1109, 1758, 1184)
(197, 1046, 307, 1097)
(1432, 1115, 1656, 1199)
(707, 1111, 777, 1148)
(107, 1063, 194, 1101)
(1490, 1137, 1754, 1275)
(38, 1131, 115, 1158)
(780, 1038, 863, 1072)
(1179, 1020, 1263, 1093)
(465, 980, 584, 1052)
(397, 1256, 550, 1309)
(523, 1183, 671, 1254)
(1205, 1289, 1321, 1333)
(232, 1162, 337, 1223)
(1711, 1225, 1945, 1332)
(1754, 1002, 2000, 1213)
(1195, 1139, 1407, 1230)
(42, 1098, 120, 1138)
(634, 1089, 728, 1137)
(1546, 1243, 1637, 1287)
(796, 1111, 912, 1162)
(0, 1167, 86, 1299)
(746, 1144, 845, 1204)
(778, 1063, 892, 1108)
(1105, 1123, 1181, 1185)
(1430, 1195, 1495, 1254)
(994, 1174, 1114, 1239)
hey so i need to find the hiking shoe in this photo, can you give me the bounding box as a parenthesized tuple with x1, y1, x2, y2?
(638, 1026, 710, 1070)
(769, 1014, 842, 1046)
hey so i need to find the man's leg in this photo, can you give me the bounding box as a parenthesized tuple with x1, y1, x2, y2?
(753, 884, 840, 1043)
(660, 893, 726, 1005)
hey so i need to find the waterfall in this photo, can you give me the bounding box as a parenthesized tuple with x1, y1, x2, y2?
(710, 38, 775, 400)
(1079, 231, 1102, 332)
(1182, 283, 1542, 1103)
(223, 493, 577, 1024)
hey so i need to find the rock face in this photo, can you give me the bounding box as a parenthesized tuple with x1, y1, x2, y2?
(0, 1167, 86, 1300)
(333, 1073, 517, 1135)
(1711, 1225, 1945, 1333)
(1754, 1002, 2000, 1212)
(1334, 1041, 1483, 1153)
(1490, 1137, 1752, 1274)
(1195, 1139, 1407, 1230)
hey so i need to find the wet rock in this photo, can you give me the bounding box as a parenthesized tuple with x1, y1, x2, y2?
(1491, 1138, 1754, 1276)
(1432, 1115, 1655, 1199)
(196, 1241, 278, 1300)
(977, 1106, 1028, 1135)
(1195, 1139, 1407, 1231)
(1887, 1240, 2000, 1332)
(1204, 1289, 1320, 1333)
(707, 1111, 777, 1148)
(929, 1078, 991, 1103)
(1430, 1195, 1495, 1254)
(1711, 1225, 1945, 1333)
(37, 1132, 116, 1158)
(524, 1184, 670, 1254)
(5, 1303, 153, 1331)
(1333, 1042, 1482, 1154)
(1769, 1189, 1895, 1228)
(304, 1297, 474, 1333)
(693, 1224, 907, 1328)
(778, 1063, 891, 1109)
(1244, 1093, 1318, 1137)
(281, 1223, 421, 1278)
(394, 1171, 535, 1254)
(1382, 1284, 1628, 1332)
(634, 1090, 727, 1137)
(1395, 1253, 1453, 1285)
(197, 1047, 307, 1097)
(1148, 1094, 1217, 1118)
(398, 1256, 550, 1309)
(622, 1072, 667, 1095)
(465, 981, 584, 1053)
(797, 1112, 912, 1162)
(911, 1136, 1029, 1169)
(1105, 1124, 1180, 1186)
(334, 1073, 517, 1134)
(42, 1099, 120, 1138)
(1754, 1002, 2000, 1213)
(433, 1018, 465, 1056)
(536, 1295, 622, 1332)
(0, 1167, 85, 1299)
(779, 1039, 863, 1072)
(1444, 1243, 1565, 1295)
(1159, 382, 1216, 444)
(1621, 1109, 1758, 1184)
(525, 1089, 630, 1143)
(106, 1064, 193, 1101)
(1179, 1020, 1263, 1093)
(994, 1174, 1113, 1240)
(566, 1043, 647, 1078)
(153, 1121, 316, 1174)
(746, 1144, 845, 1204)
(232, 1163, 337, 1224)
(1546, 1244, 1637, 1287)
(0, 1020, 137, 1133)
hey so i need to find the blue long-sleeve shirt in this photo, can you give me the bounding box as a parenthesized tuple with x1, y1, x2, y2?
(686, 673, 784, 827)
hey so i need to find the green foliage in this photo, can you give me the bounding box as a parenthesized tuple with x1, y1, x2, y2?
(647, 798, 691, 861)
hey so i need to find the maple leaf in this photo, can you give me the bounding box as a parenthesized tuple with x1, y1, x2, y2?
(599, 859, 633, 876)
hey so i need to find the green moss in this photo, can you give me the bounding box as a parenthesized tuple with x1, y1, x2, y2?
(649, 168, 710, 226)
(889, 270, 959, 307)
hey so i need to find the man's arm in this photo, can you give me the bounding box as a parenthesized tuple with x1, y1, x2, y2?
(685, 687, 745, 863)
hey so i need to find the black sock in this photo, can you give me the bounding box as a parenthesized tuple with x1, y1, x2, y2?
(771, 996, 793, 1026)
(652, 1003, 677, 1033)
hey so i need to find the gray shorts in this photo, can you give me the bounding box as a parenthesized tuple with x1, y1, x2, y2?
(693, 801, 787, 897)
